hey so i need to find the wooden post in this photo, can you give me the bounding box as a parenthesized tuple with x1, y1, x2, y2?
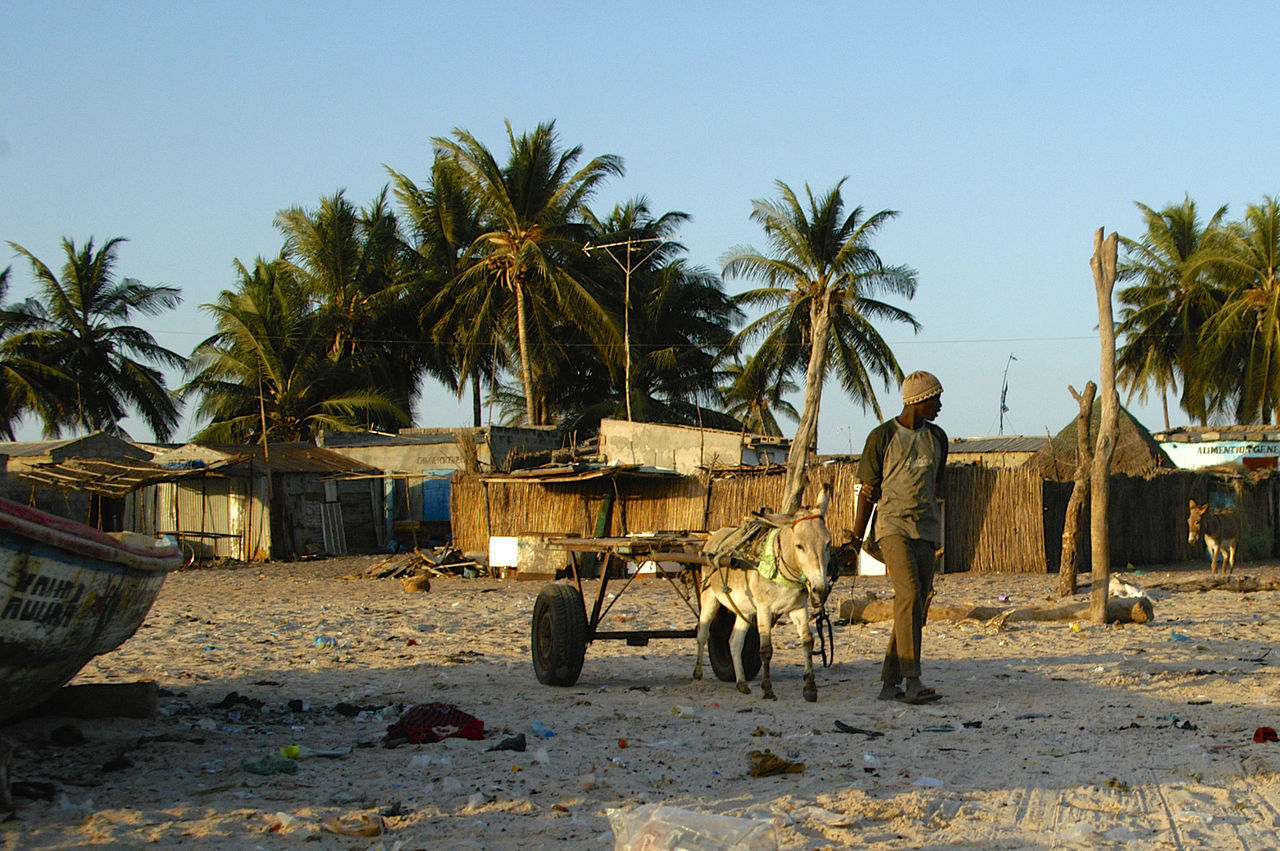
(1057, 381, 1096, 598)
(1090, 229, 1119, 623)
(579, 491, 614, 578)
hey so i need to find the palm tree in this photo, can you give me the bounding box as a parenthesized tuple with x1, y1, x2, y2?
(0, 265, 74, 437)
(182, 258, 409, 443)
(6, 237, 185, 440)
(274, 189, 420, 430)
(1194, 197, 1280, 424)
(721, 354, 800, 437)
(432, 120, 624, 424)
(722, 179, 918, 511)
(390, 158, 500, 426)
(1116, 196, 1230, 428)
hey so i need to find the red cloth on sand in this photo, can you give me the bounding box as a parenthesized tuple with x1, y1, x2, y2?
(384, 702, 485, 744)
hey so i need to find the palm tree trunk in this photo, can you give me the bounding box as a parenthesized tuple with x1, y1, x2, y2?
(781, 294, 833, 513)
(471, 366, 482, 427)
(514, 277, 537, 425)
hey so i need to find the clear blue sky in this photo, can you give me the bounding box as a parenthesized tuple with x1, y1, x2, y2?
(3, 1, 1275, 449)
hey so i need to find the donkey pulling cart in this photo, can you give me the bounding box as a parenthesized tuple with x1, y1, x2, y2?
(530, 532, 763, 687)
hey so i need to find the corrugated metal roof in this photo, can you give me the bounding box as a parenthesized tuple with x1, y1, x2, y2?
(149, 445, 232, 466)
(150, 443, 381, 475)
(482, 462, 681, 483)
(0, 437, 83, 457)
(319, 425, 559, 448)
(948, 435, 1048, 454)
(207, 443, 383, 474)
(0, 432, 147, 459)
(320, 429, 463, 448)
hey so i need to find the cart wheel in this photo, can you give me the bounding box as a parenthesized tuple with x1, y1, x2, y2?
(532, 582, 588, 686)
(708, 606, 761, 683)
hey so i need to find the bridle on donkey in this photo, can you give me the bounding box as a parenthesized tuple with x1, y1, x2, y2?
(787, 511, 836, 668)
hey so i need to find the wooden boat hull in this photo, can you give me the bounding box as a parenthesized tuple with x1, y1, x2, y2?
(0, 498, 180, 723)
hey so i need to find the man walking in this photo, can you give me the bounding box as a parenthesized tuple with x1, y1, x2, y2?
(848, 370, 947, 704)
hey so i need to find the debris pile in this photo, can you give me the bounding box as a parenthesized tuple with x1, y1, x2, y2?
(348, 547, 489, 585)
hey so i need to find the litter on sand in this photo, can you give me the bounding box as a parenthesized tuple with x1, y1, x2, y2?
(747, 749, 805, 777)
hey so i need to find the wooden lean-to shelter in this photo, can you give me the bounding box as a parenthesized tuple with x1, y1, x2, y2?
(128, 443, 383, 563)
(0, 433, 160, 528)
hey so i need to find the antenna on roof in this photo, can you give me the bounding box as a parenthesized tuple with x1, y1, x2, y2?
(999, 353, 1017, 435)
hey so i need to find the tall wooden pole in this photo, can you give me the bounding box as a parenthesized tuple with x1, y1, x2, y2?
(1090, 229, 1119, 623)
(1056, 381, 1095, 598)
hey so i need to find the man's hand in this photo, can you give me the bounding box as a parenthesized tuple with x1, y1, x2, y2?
(828, 538, 862, 580)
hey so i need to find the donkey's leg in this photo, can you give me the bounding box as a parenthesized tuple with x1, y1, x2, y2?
(730, 616, 752, 694)
(1207, 540, 1221, 574)
(693, 591, 718, 681)
(789, 607, 817, 702)
(757, 609, 776, 700)
(1226, 541, 1237, 574)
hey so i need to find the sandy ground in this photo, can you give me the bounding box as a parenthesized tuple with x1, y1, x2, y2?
(3, 555, 1280, 850)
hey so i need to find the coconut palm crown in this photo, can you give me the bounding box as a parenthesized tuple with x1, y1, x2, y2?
(722, 179, 918, 510)
(1193, 196, 1280, 424)
(1116, 196, 1231, 428)
(432, 120, 624, 424)
(6, 237, 185, 440)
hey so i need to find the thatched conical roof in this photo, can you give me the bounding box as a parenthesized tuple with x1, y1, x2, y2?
(1028, 405, 1173, 481)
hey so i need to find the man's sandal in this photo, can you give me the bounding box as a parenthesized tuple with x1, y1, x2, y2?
(896, 687, 941, 705)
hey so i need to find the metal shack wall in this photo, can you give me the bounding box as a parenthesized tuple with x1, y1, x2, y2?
(126, 473, 272, 562)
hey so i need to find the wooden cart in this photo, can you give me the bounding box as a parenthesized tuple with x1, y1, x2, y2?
(530, 533, 761, 687)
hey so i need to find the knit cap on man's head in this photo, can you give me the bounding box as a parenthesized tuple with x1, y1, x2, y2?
(902, 371, 943, 405)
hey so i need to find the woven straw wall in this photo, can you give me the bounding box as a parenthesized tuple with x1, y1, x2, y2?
(943, 465, 1047, 573)
(449, 464, 1278, 572)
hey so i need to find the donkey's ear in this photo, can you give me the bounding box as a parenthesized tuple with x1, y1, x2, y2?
(817, 485, 831, 514)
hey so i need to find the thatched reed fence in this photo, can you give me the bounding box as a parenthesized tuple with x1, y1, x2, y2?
(450, 462, 1279, 573)
(943, 466, 1047, 573)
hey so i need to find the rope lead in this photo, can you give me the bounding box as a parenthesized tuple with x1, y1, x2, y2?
(815, 606, 835, 668)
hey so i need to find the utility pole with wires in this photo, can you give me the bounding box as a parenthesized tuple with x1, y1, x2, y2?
(583, 237, 668, 421)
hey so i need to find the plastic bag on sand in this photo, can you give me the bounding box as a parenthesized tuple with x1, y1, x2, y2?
(607, 803, 778, 850)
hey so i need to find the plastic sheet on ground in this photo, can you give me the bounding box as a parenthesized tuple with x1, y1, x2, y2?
(607, 803, 778, 850)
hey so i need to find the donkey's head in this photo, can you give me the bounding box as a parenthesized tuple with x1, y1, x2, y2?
(1188, 499, 1209, 545)
(786, 486, 833, 609)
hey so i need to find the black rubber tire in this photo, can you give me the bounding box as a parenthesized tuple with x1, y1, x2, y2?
(707, 606, 761, 683)
(531, 583, 588, 686)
